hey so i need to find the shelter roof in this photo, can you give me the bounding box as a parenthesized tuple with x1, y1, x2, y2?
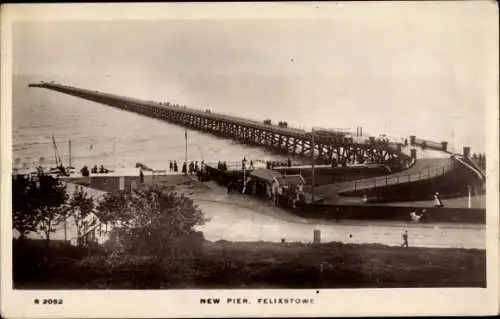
(249, 168, 283, 182)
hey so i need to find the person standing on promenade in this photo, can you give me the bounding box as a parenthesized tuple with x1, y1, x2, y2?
(434, 192, 444, 207)
(401, 230, 409, 248)
(169, 161, 173, 172)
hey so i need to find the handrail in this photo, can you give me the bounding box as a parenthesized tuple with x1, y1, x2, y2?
(454, 156, 485, 182)
(348, 161, 453, 194)
(464, 157, 486, 178)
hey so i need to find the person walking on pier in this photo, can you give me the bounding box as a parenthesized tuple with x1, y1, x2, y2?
(173, 161, 178, 173)
(401, 230, 409, 248)
(169, 161, 173, 172)
(182, 162, 187, 175)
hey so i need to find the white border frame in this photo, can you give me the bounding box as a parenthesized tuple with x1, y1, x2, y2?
(1, 2, 499, 317)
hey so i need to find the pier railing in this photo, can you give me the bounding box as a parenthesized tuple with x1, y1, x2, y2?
(351, 163, 454, 193)
(30, 82, 417, 167)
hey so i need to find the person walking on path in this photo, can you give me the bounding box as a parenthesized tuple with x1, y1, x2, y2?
(401, 230, 409, 248)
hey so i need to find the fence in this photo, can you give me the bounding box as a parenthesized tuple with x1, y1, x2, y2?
(352, 163, 453, 193)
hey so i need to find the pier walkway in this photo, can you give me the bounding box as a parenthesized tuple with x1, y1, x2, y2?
(30, 82, 413, 168)
(28, 81, 484, 205)
(313, 158, 452, 197)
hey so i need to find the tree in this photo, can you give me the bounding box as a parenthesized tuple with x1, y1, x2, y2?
(33, 174, 68, 242)
(67, 186, 95, 246)
(95, 190, 131, 232)
(12, 175, 39, 239)
(95, 186, 206, 260)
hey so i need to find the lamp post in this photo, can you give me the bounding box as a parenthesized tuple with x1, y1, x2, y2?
(242, 157, 247, 194)
(184, 125, 188, 167)
(311, 128, 316, 203)
(467, 185, 472, 208)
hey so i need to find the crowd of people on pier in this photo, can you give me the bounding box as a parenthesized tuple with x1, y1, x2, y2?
(213, 158, 295, 171)
(217, 161, 228, 171)
(169, 160, 205, 175)
(266, 158, 292, 169)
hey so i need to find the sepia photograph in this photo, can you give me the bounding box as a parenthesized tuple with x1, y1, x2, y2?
(1, 2, 498, 318)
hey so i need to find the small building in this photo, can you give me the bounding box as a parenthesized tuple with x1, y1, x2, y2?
(276, 174, 305, 188)
(275, 174, 306, 196)
(87, 168, 153, 194)
(249, 168, 306, 202)
(249, 168, 283, 198)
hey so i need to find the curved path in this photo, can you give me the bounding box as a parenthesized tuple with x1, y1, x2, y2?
(193, 181, 484, 249)
(309, 157, 453, 203)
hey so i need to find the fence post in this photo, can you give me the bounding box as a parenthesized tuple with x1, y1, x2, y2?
(467, 185, 472, 208)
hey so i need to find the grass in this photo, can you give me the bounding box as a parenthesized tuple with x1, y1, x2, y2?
(13, 239, 485, 289)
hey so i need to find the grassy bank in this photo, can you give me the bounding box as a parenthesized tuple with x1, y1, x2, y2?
(13, 239, 485, 289)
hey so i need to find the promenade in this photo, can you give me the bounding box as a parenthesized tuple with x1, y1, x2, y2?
(193, 180, 485, 249)
(14, 175, 484, 250)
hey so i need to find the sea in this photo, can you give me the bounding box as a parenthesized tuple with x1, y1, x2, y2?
(12, 75, 294, 171)
(11, 73, 486, 171)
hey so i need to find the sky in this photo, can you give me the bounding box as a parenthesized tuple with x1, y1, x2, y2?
(10, 2, 498, 152)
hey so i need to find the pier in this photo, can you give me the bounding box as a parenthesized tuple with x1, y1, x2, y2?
(30, 82, 413, 170)
(28, 81, 485, 206)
